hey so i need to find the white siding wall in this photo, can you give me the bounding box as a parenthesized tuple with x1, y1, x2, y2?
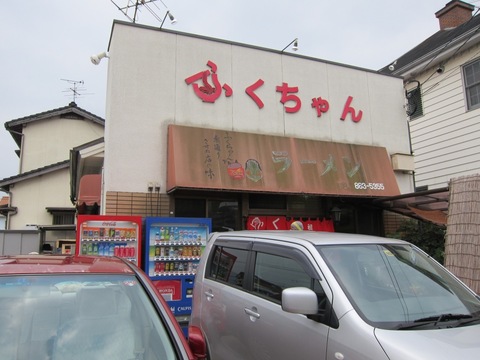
(105, 23, 414, 196)
(409, 46, 480, 190)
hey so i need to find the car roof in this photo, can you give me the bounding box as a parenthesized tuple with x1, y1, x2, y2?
(212, 230, 409, 246)
(0, 255, 136, 275)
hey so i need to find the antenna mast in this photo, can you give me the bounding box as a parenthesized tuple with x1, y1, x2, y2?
(110, 0, 157, 23)
(61, 79, 87, 103)
(110, 0, 175, 25)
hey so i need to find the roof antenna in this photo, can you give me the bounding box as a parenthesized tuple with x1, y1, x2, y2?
(110, 0, 176, 25)
(61, 79, 89, 103)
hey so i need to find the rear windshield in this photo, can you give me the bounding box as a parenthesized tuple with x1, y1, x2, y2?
(0, 274, 179, 360)
(317, 244, 480, 329)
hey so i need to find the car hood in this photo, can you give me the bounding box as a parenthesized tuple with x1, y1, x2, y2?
(375, 325, 480, 360)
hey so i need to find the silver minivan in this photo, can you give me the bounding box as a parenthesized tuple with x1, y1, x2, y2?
(189, 231, 480, 359)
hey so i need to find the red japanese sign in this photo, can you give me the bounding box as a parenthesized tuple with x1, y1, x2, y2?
(246, 216, 334, 232)
(185, 60, 363, 121)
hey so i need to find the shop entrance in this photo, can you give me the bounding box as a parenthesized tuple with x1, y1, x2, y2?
(173, 192, 384, 236)
(174, 196, 241, 232)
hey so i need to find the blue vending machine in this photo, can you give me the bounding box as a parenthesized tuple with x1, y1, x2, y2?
(143, 217, 212, 335)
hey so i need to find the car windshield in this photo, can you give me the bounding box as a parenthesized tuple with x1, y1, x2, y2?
(0, 274, 179, 360)
(317, 243, 480, 330)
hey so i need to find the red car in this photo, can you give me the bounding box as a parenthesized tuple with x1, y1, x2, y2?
(0, 254, 206, 360)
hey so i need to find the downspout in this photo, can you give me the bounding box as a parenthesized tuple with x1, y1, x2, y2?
(7, 128, 25, 174)
(4, 128, 24, 229)
(404, 80, 419, 191)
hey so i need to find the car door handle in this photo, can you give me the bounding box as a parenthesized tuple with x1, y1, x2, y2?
(204, 291, 214, 301)
(244, 307, 260, 319)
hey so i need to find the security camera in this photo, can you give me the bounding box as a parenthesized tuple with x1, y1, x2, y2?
(90, 52, 108, 65)
(436, 65, 445, 74)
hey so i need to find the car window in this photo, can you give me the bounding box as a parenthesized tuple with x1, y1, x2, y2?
(318, 244, 480, 329)
(253, 252, 325, 304)
(0, 274, 179, 360)
(207, 245, 249, 288)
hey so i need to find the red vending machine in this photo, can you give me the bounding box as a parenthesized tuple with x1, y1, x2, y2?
(76, 215, 143, 267)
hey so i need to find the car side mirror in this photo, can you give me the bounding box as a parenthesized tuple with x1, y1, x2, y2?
(188, 325, 208, 359)
(282, 287, 318, 315)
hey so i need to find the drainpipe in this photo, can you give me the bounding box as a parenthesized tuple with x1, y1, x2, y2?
(4, 128, 24, 229)
(7, 128, 25, 174)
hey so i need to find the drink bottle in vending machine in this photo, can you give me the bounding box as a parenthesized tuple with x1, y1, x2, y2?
(143, 217, 211, 336)
(76, 215, 143, 267)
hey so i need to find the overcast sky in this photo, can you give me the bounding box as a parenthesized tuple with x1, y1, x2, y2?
(1, 0, 471, 190)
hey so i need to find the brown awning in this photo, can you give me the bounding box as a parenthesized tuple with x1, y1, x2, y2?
(373, 187, 449, 226)
(167, 125, 400, 197)
(76, 174, 101, 207)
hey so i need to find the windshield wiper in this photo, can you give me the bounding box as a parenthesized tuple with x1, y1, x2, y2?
(453, 316, 480, 327)
(396, 313, 473, 330)
(414, 313, 472, 324)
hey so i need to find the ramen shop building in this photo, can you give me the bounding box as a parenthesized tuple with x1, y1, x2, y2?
(97, 20, 414, 234)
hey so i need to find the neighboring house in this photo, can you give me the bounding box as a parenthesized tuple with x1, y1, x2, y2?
(378, 1, 480, 290)
(0, 102, 104, 251)
(375, 0, 480, 226)
(379, 0, 480, 191)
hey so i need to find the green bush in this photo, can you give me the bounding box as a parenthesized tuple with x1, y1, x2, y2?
(387, 219, 446, 264)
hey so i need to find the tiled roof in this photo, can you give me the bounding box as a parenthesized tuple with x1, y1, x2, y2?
(4, 102, 105, 147)
(379, 13, 480, 75)
(0, 196, 9, 207)
(0, 160, 70, 192)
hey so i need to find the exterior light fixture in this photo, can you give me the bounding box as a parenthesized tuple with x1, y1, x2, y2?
(281, 38, 299, 53)
(388, 60, 397, 71)
(168, 12, 177, 24)
(160, 11, 177, 29)
(292, 39, 298, 51)
(330, 206, 342, 223)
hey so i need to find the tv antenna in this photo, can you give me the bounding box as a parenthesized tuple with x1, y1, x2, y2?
(61, 79, 91, 103)
(110, 0, 176, 25)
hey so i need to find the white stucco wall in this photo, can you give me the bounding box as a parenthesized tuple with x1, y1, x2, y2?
(21, 117, 104, 173)
(105, 22, 413, 197)
(9, 169, 71, 229)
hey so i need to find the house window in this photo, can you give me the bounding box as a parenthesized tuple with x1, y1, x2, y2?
(406, 87, 423, 119)
(464, 60, 480, 110)
(52, 213, 75, 225)
(46, 208, 75, 225)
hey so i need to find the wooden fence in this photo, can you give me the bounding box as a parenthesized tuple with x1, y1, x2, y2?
(445, 174, 480, 294)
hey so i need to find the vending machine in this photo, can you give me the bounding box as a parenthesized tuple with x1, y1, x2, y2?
(76, 215, 143, 267)
(143, 217, 212, 335)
